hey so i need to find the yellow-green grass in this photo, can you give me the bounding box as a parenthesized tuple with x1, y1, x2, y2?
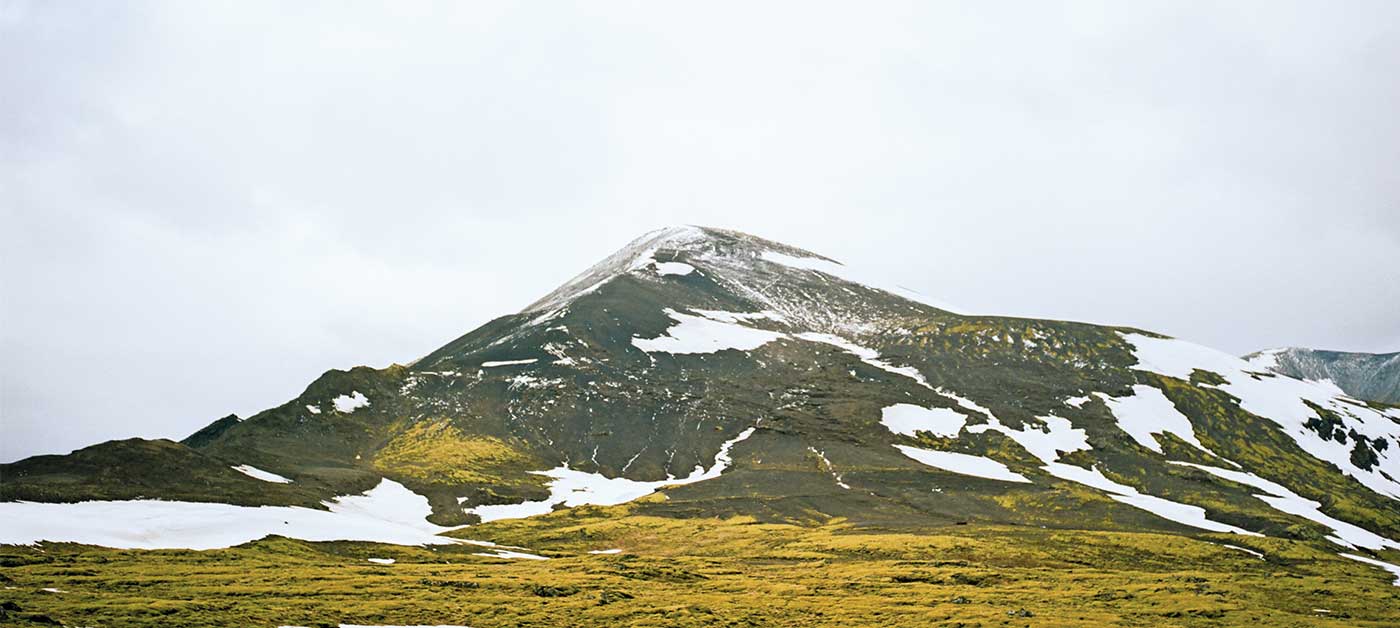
(3, 503, 1398, 627)
(373, 419, 547, 489)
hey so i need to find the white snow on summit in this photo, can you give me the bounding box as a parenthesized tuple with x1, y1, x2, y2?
(523, 226, 961, 332)
(523, 226, 707, 315)
(654, 261, 695, 276)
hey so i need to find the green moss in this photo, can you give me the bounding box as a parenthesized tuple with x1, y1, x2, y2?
(4, 513, 1398, 627)
(1190, 369, 1229, 387)
(373, 420, 546, 487)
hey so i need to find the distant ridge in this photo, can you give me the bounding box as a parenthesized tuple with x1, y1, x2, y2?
(1245, 347, 1400, 404)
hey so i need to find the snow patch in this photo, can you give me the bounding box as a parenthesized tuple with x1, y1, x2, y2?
(332, 391, 370, 413)
(1108, 489, 1259, 535)
(588, 548, 623, 555)
(1170, 461, 1400, 550)
(1124, 333, 1400, 500)
(0, 479, 470, 550)
(231, 464, 292, 484)
(1243, 348, 1285, 371)
(807, 446, 851, 489)
(1034, 462, 1258, 535)
(1221, 544, 1264, 559)
(306, 404, 322, 415)
(1098, 385, 1210, 455)
(654, 261, 695, 276)
(473, 549, 548, 561)
(481, 359, 538, 368)
(468, 428, 756, 523)
(967, 414, 1090, 465)
(1340, 553, 1400, 586)
(893, 445, 1031, 483)
(880, 404, 966, 438)
(632, 310, 784, 355)
(936, 389, 994, 418)
(366, 558, 395, 565)
(955, 408, 1251, 535)
(795, 332, 933, 389)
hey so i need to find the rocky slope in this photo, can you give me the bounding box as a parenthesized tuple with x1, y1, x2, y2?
(1245, 347, 1400, 404)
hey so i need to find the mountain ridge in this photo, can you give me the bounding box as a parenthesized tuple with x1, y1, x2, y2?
(4, 226, 1400, 578)
(1245, 347, 1400, 405)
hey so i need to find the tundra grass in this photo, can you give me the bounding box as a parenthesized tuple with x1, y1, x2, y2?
(3, 507, 1398, 627)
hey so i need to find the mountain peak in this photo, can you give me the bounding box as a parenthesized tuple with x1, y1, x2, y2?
(520, 226, 836, 314)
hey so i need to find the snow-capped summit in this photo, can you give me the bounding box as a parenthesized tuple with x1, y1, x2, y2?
(522, 226, 713, 314)
(522, 226, 957, 347)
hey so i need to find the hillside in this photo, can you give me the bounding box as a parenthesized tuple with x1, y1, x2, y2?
(3, 226, 1400, 626)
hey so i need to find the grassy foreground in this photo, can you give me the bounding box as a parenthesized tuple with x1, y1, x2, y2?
(3, 504, 1399, 627)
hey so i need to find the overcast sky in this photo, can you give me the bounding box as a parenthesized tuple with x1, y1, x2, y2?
(3, 1, 1398, 462)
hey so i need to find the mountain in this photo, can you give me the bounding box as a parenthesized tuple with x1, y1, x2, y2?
(5, 226, 1400, 625)
(1245, 347, 1400, 404)
(6, 225, 1400, 537)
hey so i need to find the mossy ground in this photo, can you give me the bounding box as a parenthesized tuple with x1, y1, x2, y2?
(3, 503, 1398, 627)
(372, 420, 547, 489)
